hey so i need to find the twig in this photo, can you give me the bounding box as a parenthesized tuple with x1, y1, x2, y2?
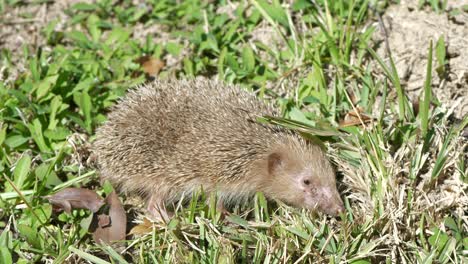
(1, 18, 41, 25)
(369, 4, 392, 61)
(3, 173, 58, 242)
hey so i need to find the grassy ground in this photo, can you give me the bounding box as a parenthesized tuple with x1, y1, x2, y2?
(0, 0, 467, 263)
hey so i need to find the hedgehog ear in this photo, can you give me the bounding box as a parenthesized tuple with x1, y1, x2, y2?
(268, 153, 283, 175)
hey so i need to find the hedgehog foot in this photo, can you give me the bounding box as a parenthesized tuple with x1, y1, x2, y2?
(216, 199, 229, 217)
(147, 195, 173, 222)
(207, 196, 230, 219)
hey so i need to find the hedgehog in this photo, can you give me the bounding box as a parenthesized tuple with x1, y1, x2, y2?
(93, 78, 345, 220)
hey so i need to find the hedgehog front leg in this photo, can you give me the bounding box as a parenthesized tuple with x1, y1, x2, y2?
(216, 199, 229, 215)
(206, 194, 229, 217)
(147, 194, 173, 222)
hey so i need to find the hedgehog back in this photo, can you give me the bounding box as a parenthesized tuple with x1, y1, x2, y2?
(94, 79, 283, 200)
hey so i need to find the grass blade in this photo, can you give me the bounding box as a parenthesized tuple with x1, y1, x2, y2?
(13, 154, 31, 190)
(68, 246, 111, 264)
(367, 47, 406, 121)
(5, 154, 31, 192)
(420, 40, 433, 137)
(431, 116, 468, 180)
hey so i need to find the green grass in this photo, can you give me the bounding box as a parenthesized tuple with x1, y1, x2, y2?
(0, 0, 467, 263)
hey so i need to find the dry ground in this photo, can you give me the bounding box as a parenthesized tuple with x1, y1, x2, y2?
(375, 0, 468, 119)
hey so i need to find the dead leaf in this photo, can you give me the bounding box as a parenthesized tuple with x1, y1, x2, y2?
(137, 55, 164, 77)
(339, 107, 373, 127)
(45, 188, 104, 213)
(91, 191, 127, 245)
(98, 214, 111, 228)
(129, 217, 153, 236)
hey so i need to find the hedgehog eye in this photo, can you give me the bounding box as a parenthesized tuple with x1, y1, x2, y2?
(303, 179, 310, 185)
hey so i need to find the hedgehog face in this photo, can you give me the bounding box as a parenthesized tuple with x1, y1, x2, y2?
(265, 151, 345, 216)
(295, 169, 345, 216)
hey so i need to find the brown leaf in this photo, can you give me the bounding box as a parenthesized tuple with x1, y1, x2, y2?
(91, 191, 127, 245)
(129, 217, 153, 236)
(339, 107, 373, 128)
(137, 55, 165, 77)
(45, 188, 104, 213)
(98, 215, 111, 228)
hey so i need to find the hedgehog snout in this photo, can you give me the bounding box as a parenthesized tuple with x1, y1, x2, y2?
(322, 198, 345, 216)
(302, 185, 345, 216)
(318, 187, 345, 216)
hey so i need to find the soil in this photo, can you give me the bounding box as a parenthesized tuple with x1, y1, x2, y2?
(375, 0, 468, 119)
(0, 0, 89, 83)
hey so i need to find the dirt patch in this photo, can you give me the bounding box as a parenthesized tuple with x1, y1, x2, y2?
(375, 0, 468, 119)
(0, 0, 89, 83)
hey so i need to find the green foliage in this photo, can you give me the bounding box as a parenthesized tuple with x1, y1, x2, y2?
(0, 0, 466, 263)
(420, 40, 433, 138)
